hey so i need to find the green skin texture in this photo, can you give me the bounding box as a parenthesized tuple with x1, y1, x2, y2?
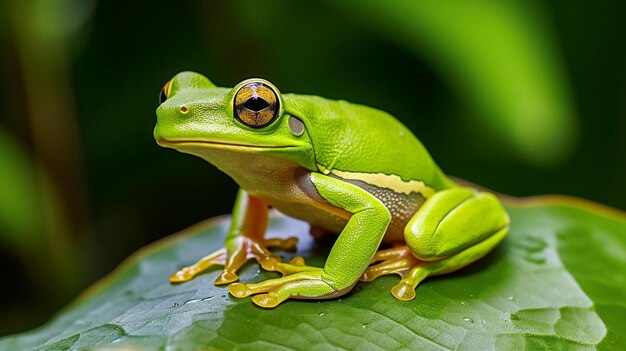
(154, 72, 509, 307)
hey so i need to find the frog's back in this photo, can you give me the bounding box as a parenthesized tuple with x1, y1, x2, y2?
(283, 94, 451, 191)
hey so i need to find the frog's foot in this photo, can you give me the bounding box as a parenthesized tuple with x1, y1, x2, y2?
(228, 269, 341, 308)
(259, 255, 321, 277)
(170, 236, 298, 285)
(360, 245, 419, 282)
(255, 225, 330, 277)
(359, 245, 430, 301)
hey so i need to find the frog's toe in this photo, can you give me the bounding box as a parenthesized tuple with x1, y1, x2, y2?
(263, 236, 299, 251)
(170, 248, 227, 283)
(252, 293, 281, 308)
(359, 246, 419, 283)
(228, 270, 336, 308)
(259, 256, 281, 271)
(228, 278, 282, 300)
(358, 246, 432, 301)
(360, 257, 415, 282)
(391, 280, 417, 301)
(260, 256, 319, 276)
(215, 271, 239, 285)
(171, 235, 303, 286)
(289, 256, 305, 265)
(228, 282, 253, 298)
(370, 245, 412, 264)
(388, 265, 431, 302)
(170, 268, 194, 283)
(249, 237, 302, 272)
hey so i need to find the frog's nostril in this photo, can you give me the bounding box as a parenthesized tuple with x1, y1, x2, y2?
(180, 105, 189, 114)
(244, 97, 269, 112)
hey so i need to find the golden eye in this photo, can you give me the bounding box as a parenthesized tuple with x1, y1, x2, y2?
(233, 82, 280, 128)
(159, 79, 172, 104)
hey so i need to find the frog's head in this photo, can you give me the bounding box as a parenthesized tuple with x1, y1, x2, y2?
(155, 72, 316, 170)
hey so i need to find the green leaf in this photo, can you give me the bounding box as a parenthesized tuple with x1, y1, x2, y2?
(2, 197, 624, 350)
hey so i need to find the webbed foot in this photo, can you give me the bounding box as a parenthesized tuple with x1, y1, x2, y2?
(228, 269, 339, 308)
(170, 236, 298, 285)
(360, 245, 428, 301)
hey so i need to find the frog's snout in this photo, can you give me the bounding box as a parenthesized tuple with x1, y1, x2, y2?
(154, 103, 182, 144)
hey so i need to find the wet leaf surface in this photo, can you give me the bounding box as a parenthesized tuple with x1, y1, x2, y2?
(2, 198, 625, 350)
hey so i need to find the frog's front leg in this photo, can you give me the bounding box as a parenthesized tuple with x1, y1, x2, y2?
(228, 172, 392, 308)
(170, 188, 297, 285)
(364, 187, 509, 301)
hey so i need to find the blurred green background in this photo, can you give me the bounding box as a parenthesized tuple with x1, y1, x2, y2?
(0, 0, 624, 336)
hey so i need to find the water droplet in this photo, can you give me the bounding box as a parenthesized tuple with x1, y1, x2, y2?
(184, 299, 200, 305)
(510, 313, 520, 321)
(172, 303, 180, 308)
(526, 256, 546, 265)
(507, 296, 514, 301)
(524, 236, 548, 252)
(463, 317, 474, 323)
(201, 296, 214, 302)
(362, 323, 369, 329)
(460, 301, 465, 305)
(318, 312, 326, 316)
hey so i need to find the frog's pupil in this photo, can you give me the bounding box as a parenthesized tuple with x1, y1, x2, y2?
(244, 97, 270, 112)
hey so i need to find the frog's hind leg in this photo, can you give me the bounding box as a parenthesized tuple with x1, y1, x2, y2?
(359, 229, 507, 302)
(386, 187, 509, 301)
(390, 226, 507, 300)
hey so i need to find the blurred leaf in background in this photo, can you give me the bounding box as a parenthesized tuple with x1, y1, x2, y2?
(0, 127, 40, 251)
(334, 0, 578, 167)
(0, 0, 624, 337)
(0, 126, 83, 331)
(1, 0, 93, 334)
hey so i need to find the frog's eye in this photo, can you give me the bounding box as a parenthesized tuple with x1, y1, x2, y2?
(233, 82, 280, 128)
(159, 79, 173, 104)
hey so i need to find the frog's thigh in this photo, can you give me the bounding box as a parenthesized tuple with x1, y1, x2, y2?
(405, 187, 509, 264)
(384, 188, 509, 301)
(391, 226, 508, 301)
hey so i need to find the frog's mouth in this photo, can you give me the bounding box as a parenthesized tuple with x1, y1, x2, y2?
(157, 138, 293, 151)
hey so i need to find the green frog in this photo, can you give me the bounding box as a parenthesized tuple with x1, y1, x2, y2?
(154, 72, 509, 308)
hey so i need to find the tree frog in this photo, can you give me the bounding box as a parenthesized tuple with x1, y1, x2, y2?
(155, 72, 509, 308)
